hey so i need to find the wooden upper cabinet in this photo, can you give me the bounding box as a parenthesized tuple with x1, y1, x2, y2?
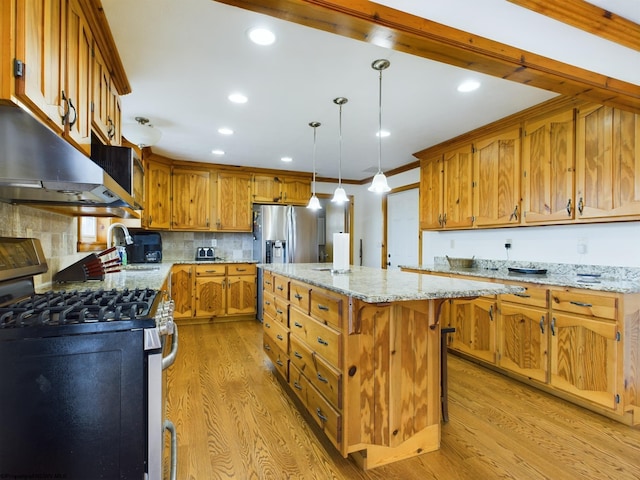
(280, 177, 311, 205)
(144, 158, 171, 229)
(172, 167, 211, 230)
(252, 175, 281, 203)
(91, 43, 119, 145)
(576, 105, 640, 221)
(419, 155, 443, 230)
(252, 174, 311, 205)
(217, 172, 252, 231)
(14, 0, 67, 135)
(522, 109, 576, 224)
(442, 144, 474, 229)
(473, 128, 522, 227)
(64, 0, 92, 153)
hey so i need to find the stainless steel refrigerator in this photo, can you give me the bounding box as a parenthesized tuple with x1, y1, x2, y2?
(253, 204, 319, 320)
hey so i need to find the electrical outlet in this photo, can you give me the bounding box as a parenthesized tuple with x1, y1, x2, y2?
(211, 239, 217, 247)
(577, 238, 588, 254)
(504, 238, 512, 250)
(450, 239, 455, 249)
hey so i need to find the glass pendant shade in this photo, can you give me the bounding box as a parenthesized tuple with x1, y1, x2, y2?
(331, 186, 349, 204)
(369, 59, 391, 194)
(307, 194, 321, 210)
(123, 117, 162, 147)
(368, 172, 391, 193)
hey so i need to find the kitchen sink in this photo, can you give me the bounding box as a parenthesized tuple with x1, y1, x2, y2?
(122, 265, 161, 271)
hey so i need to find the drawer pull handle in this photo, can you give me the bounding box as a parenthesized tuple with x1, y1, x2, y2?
(277, 286, 284, 291)
(236, 268, 247, 272)
(570, 300, 593, 308)
(276, 334, 284, 341)
(316, 373, 329, 383)
(294, 293, 303, 300)
(265, 280, 272, 285)
(317, 304, 330, 312)
(265, 301, 271, 306)
(514, 293, 531, 298)
(539, 315, 545, 334)
(276, 309, 284, 315)
(316, 408, 328, 423)
(551, 317, 556, 336)
(276, 359, 284, 367)
(293, 381, 302, 390)
(294, 322, 303, 328)
(265, 323, 271, 329)
(294, 351, 303, 359)
(264, 344, 271, 351)
(317, 337, 329, 346)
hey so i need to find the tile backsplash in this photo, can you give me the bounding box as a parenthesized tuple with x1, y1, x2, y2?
(1, 204, 255, 288)
(156, 231, 254, 261)
(0, 203, 84, 287)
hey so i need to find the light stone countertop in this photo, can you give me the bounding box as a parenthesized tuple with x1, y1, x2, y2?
(259, 263, 522, 303)
(40, 263, 173, 293)
(401, 259, 640, 294)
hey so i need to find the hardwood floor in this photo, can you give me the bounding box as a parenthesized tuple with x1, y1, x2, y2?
(165, 321, 640, 479)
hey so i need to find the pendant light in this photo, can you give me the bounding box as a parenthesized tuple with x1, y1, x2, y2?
(307, 121, 322, 210)
(331, 97, 349, 204)
(368, 59, 391, 193)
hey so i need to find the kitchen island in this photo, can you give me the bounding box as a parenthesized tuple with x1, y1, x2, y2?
(259, 263, 522, 469)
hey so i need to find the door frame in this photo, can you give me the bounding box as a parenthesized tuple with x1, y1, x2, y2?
(382, 183, 420, 269)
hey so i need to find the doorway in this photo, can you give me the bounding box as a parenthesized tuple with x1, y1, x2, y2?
(317, 194, 353, 263)
(384, 186, 419, 269)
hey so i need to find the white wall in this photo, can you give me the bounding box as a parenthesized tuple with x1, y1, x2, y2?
(315, 171, 640, 269)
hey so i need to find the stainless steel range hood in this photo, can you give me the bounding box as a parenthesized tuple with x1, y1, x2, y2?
(0, 105, 138, 216)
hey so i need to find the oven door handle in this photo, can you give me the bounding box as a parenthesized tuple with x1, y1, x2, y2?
(164, 419, 177, 480)
(162, 324, 179, 370)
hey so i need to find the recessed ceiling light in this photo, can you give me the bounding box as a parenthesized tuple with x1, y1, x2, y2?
(281, 156, 293, 163)
(211, 149, 225, 155)
(218, 127, 234, 135)
(457, 80, 481, 93)
(228, 93, 248, 104)
(376, 130, 390, 138)
(248, 27, 276, 46)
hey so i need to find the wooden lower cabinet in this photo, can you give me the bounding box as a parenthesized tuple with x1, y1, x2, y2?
(171, 263, 256, 323)
(262, 271, 442, 469)
(419, 268, 640, 426)
(447, 296, 497, 364)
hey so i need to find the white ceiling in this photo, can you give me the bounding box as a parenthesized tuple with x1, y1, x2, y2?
(102, 0, 639, 181)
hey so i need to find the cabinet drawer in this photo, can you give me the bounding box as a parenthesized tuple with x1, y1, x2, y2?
(290, 336, 342, 409)
(550, 289, 617, 320)
(501, 284, 548, 308)
(290, 308, 341, 368)
(305, 374, 342, 449)
(264, 317, 289, 352)
(273, 275, 290, 300)
(264, 339, 288, 381)
(263, 293, 276, 319)
(290, 281, 311, 314)
(310, 288, 343, 330)
(263, 271, 274, 292)
(228, 263, 256, 275)
(195, 264, 226, 276)
(273, 297, 289, 327)
(289, 363, 309, 404)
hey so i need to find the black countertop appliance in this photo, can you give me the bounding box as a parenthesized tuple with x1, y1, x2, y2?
(127, 231, 163, 263)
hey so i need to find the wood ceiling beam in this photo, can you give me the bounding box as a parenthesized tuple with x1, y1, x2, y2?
(215, 0, 640, 113)
(508, 0, 640, 52)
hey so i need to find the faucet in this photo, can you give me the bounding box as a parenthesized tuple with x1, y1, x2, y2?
(106, 223, 133, 248)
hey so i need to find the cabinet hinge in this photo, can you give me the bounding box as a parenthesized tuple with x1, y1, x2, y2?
(615, 394, 620, 404)
(616, 331, 621, 341)
(523, 170, 527, 178)
(13, 59, 24, 78)
(90, 101, 94, 112)
(471, 145, 476, 153)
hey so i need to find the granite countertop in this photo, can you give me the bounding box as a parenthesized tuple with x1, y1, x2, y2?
(400, 258, 640, 294)
(171, 259, 257, 264)
(259, 263, 522, 303)
(39, 264, 173, 293)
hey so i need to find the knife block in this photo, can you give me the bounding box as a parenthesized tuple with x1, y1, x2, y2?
(53, 254, 105, 282)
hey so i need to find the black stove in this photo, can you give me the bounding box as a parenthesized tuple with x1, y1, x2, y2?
(0, 287, 160, 328)
(0, 237, 176, 479)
